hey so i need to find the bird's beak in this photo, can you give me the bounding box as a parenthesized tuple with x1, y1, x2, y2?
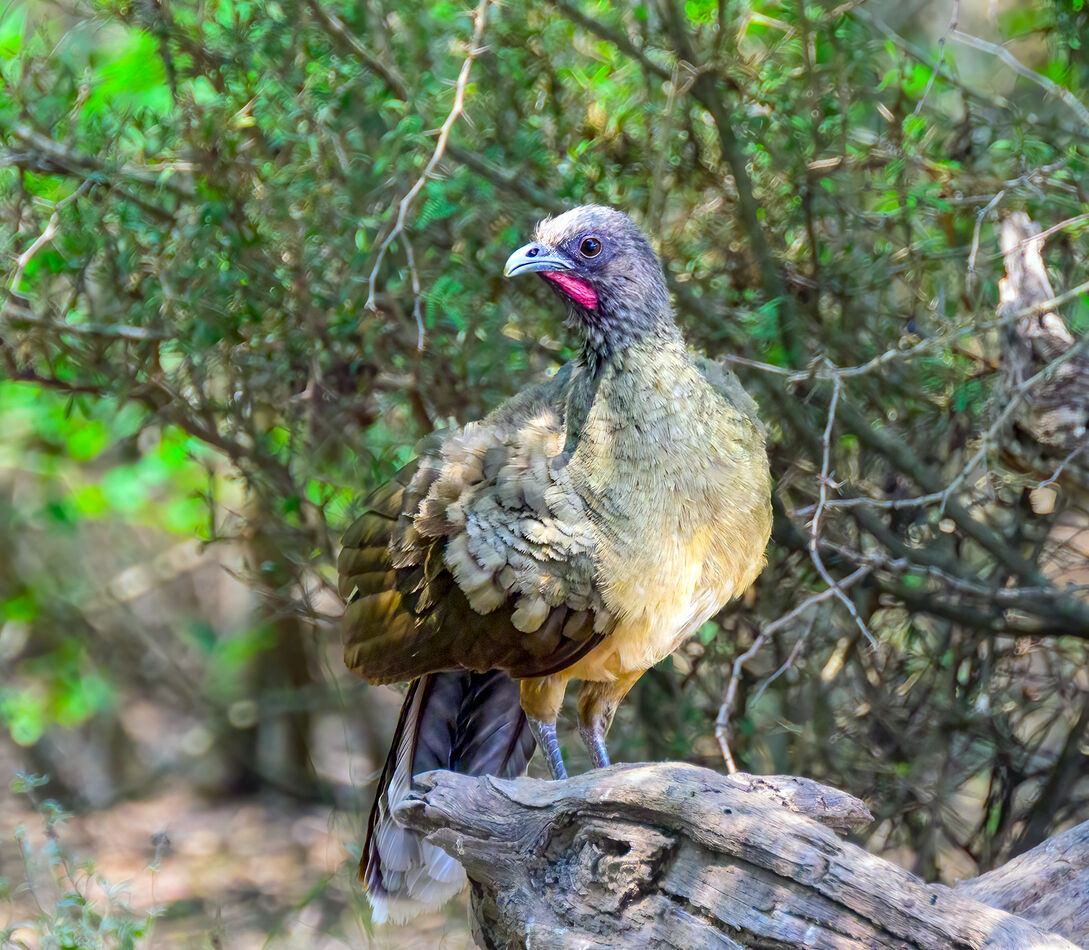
(503, 243, 572, 278)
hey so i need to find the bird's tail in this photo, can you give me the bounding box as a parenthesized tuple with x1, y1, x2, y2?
(361, 669, 535, 924)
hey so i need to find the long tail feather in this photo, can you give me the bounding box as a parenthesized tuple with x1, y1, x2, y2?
(361, 670, 534, 924)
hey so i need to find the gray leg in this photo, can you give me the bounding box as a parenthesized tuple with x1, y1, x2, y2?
(576, 673, 642, 771)
(579, 722, 610, 769)
(527, 717, 567, 780)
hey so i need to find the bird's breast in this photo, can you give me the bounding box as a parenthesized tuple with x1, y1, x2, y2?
(563, 342, 772, 679)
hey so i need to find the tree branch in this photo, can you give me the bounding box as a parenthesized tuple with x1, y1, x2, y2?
(396, 763, 1082, 949)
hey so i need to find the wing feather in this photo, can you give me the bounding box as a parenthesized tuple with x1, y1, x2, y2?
(340, 364, 611, 684)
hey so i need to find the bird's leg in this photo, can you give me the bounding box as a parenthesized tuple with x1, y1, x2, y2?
(578, 720, 610, 769)
(576, 672, 644, 770)
(520, 675, 570, 780)
(527, 716, 567, 780)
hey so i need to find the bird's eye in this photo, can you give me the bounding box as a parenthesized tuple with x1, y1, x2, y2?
(579, 236, 602, 258)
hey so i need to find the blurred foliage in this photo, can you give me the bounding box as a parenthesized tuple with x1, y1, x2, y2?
(0, 0, 1088, 926)
(2, 773, 161, 949)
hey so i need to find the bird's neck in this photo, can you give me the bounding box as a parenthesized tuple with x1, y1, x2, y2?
(571, 299, 677, 370)
(563, 325, 690, 455)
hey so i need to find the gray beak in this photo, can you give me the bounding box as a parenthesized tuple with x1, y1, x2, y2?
(503, 243, 572, 278)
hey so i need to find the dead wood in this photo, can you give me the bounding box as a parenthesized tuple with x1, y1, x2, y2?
(996, 211, 1089, 595)
(395, 762, 1083, 950)
(998, 212, 1088, 487)
(955, 819, 1089, 947)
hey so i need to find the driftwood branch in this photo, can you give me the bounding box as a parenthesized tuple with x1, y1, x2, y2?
(396, 763, 1086, 950)
(955, 820, 1089, 945)
(998, 212, 1089, 471)
(997, 212, 1089, 592)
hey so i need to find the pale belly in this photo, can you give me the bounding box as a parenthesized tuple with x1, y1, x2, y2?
(563, 587, 724, 682)
(561, 525, 766, 683)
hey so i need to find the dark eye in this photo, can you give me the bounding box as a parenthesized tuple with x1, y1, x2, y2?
(579, 236, 602, 258)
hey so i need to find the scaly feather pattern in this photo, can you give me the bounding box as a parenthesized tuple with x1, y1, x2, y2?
(339, 364, 613, 684)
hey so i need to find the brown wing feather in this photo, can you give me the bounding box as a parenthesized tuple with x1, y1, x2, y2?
(339, 367, 612, 684)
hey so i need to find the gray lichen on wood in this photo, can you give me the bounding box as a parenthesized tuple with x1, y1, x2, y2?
(395, 762, 1084, 950)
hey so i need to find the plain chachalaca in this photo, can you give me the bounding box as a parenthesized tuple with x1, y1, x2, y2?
(338, 206, 772, 922)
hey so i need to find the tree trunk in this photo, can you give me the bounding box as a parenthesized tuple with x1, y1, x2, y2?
(395, 762, 1086, 950)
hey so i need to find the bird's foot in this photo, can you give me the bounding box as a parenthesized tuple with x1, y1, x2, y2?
(527, 717, 567, 780)
(578, 723, 610, 769)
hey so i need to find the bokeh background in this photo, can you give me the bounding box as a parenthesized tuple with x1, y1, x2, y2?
(1, 0, 1087, 946)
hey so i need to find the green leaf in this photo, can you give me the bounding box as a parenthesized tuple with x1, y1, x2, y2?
(685, 0, 717, 24)
(0, 3, 27, 59)
(2, 592, 38, 622)
(66, 420, 108, 461)
(84, 27, 171, 119)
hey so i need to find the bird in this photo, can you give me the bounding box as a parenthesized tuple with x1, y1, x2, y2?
(338, 205, 772, 923)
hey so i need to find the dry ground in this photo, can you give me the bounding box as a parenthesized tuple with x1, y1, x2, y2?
(0, 736, 474, 950)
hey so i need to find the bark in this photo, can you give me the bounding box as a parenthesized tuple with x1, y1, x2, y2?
(998, 212, 1089, 486)
(997, 212, 1089, 599)
(394, 762, 1086, 950)
(955, 819, 1089, 946)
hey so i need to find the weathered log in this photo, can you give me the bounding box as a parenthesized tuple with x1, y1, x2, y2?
(395, 762, 1083, 950)
(997, 211, 1088, 484)
(996, 211, 1089, 594)
(955, 820, 1089, 947)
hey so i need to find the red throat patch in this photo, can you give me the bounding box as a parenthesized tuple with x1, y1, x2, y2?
(543, 272, 598, 309)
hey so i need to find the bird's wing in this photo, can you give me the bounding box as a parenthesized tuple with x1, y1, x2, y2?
(339, 364, 611, 684)
(694, 354, 765, 429)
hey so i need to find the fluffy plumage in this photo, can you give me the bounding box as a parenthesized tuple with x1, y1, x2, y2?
(339, 205, 772, 922)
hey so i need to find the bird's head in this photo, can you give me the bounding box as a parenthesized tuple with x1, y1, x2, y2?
(503, 205, 673, 357)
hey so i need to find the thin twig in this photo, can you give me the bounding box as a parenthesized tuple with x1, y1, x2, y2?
(722, 276, 1089, 384)
(913, 0, 959, 116)
(950, 29, 1089, 129)
(364, 0, 490, 350)
(851, 6, 1009, 112)
(787, 332, 1088, 575)
(809, 375, 876, 647)
(3, 303, 169, 341)
(11, 123, 193, 195)
(793, 488, 950, 516)
(750, 614, 816, 708)
(715, 565, 871, 772)
(7, 181, 93, 299)
(1036, 446, 1086, 490)
(967, 189, 1005, 288)
(941, 332, 1089, 511)
(1031, 211, 1089, 247)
